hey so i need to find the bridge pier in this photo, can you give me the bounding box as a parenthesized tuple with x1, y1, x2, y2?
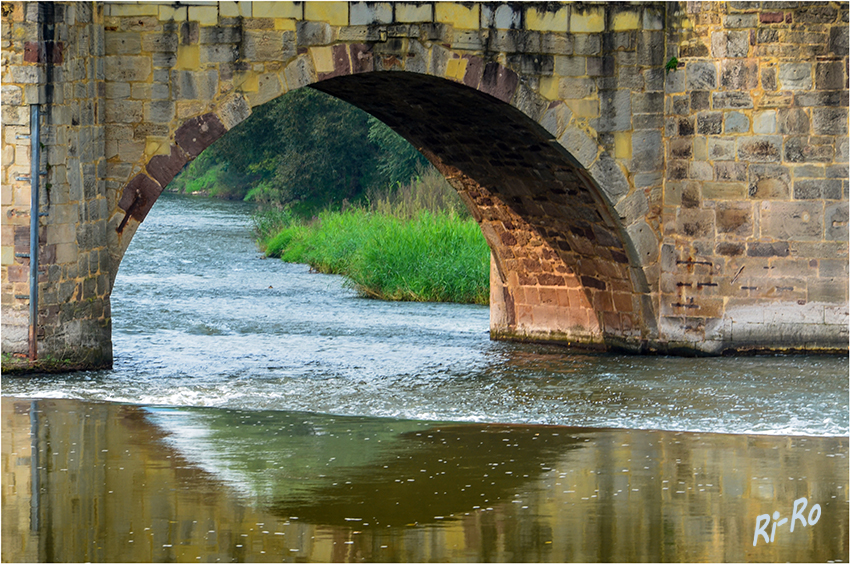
(1, 1, 847, 370)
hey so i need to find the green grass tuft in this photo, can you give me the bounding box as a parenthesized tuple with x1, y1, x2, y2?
(259, 209, 489, 305)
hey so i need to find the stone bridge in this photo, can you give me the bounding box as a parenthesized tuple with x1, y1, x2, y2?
(2, 1, 848, 368)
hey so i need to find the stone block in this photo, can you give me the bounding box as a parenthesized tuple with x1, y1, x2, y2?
(103, 56, 151, 82)
(144, 100, 175, 124)
(558, 126, 598, 167)
(665, 181, 700, 208)
(794, 90, 847, 107)
(686, 61, 717, 90)
(724, 14, 757, 27)
(142, 33, 178, 53)
(199, 26, 242, 44)
(829, 25, 849, 55)
(815, 61, 846, 90)
(724, 111, 749, 134)
(574, 34, 601, 55)
(526, 5, 568, 32)
(794, 179, 842, 200)
(626, 219, 661, 268)
(631, 130, 662, 172)
(738, 136, 781, 163)
(778, 63, 813, 90)
(219, 2, 252, 17)
(746, 241, 789, 258)
(482, 4, 521, 30)
(716, 202, 753, 236)
(748, 164, 790, 199)
(761, 66, 777, 91)
(753, 110, 776, 134)
(104, 99, 142, 124)
(784, 136, 834, 164)
(614, 189, 649, 226)
(776, 108, 809, 135)
(253, 2, 302, 19)
(825, 202, 849, 241)
(696, 111, 722, 135)
(435, 3, 479, 29)
(593, 90, 630, 132)
(707, 137, 736, 161)
(590, 152, 630, 203)
(188, 6, 219, 25)
(675, 208, 715, 239)
(720, 58, 758, 90)
(348, 2, 390, 25)
(812, 107, 848, 135)
(711, 30, 749, 57)
(760, 201, 823, 241)
(808, 280, 848, 304)
(712, 91, 753, 109)
(571, 6, 605, 33)
(703, 182, 747, 200)
(174, 113, 227, 159)
(105, 32, 141, 54)
(171, 69, 219, 100)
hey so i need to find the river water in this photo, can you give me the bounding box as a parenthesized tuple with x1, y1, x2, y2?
(2, 194, 848, 562)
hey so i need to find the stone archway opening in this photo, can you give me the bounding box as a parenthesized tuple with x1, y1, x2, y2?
(118, 70, 654, 353)
(308, 71, 651, 351)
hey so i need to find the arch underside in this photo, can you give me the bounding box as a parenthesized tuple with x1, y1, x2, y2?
(312, 72, 649, 350)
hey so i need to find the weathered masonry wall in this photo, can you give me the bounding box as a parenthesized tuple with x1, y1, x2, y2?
(662, 2, 849, 350)
(1, 2, 847, 370)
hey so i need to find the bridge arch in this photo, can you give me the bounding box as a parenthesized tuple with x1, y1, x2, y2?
(109, 46, 657, 351)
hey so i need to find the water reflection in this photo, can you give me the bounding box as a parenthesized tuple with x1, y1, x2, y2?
(3, 397, 847, 562)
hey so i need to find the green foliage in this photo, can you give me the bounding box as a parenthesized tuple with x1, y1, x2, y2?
(169, 88, 431, 215)
(264, 209, 489, 305)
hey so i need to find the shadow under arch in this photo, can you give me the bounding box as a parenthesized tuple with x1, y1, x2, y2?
(116, 67, 656, 352)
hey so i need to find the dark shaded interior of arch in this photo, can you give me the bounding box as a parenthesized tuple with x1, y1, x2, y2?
(312, 72, 630, 281)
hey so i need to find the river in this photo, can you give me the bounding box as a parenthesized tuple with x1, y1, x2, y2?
(2, 193, 848, 562)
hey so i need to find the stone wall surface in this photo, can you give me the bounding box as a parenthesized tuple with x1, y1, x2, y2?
(1, 1, 847, 368)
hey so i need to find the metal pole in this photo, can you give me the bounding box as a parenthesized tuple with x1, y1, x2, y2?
(29, 104, 40, 361)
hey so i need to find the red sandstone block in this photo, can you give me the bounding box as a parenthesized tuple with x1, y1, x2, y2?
(613, 292, 633, 313)
(7, 265, 26, 283)
(592, 290, 614, 312)
(538, 287, 559, 306)
(538, 273, 565, 286)
(760, 12, 784, 23)
(557, 288, 572, 308)
(603, 311, 621, 332)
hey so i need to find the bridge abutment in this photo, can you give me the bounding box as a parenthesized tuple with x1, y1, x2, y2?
(2, 1, 847, 369)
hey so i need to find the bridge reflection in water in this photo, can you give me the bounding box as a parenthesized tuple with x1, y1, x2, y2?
(2, 398, 847, 563)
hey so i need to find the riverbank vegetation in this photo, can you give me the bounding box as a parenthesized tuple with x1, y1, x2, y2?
(255, 168, 490, 305)
(172, 87, 490, 305)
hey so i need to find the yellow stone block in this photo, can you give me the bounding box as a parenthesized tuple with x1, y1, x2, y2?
(614, 132, 632, 160)
(188, 5, 218, 26)
(274, 18, 297, 31)
(612, 11, 640, 31)
(395, 3, 433, 23)
(565, 99, 598, 118)
(236, 73, 259, 92)
(539, 77, 560, 100)
(435, 3, 480, 30)
(1, 246, 14, 266)
(145, 137, 170, 158)
(304, 2, 348, 26)
(445, 58, 468, 81)
(159, 4, 187, 21)
(107, 3, 159, 17)
(310, 46, 335, 74)
(526, 6, 568, 32)
(175, 45, 199, 70)
(220, 2, 252, 18)
(254, 2, 302, 19)
(571, 7, 605, 33)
